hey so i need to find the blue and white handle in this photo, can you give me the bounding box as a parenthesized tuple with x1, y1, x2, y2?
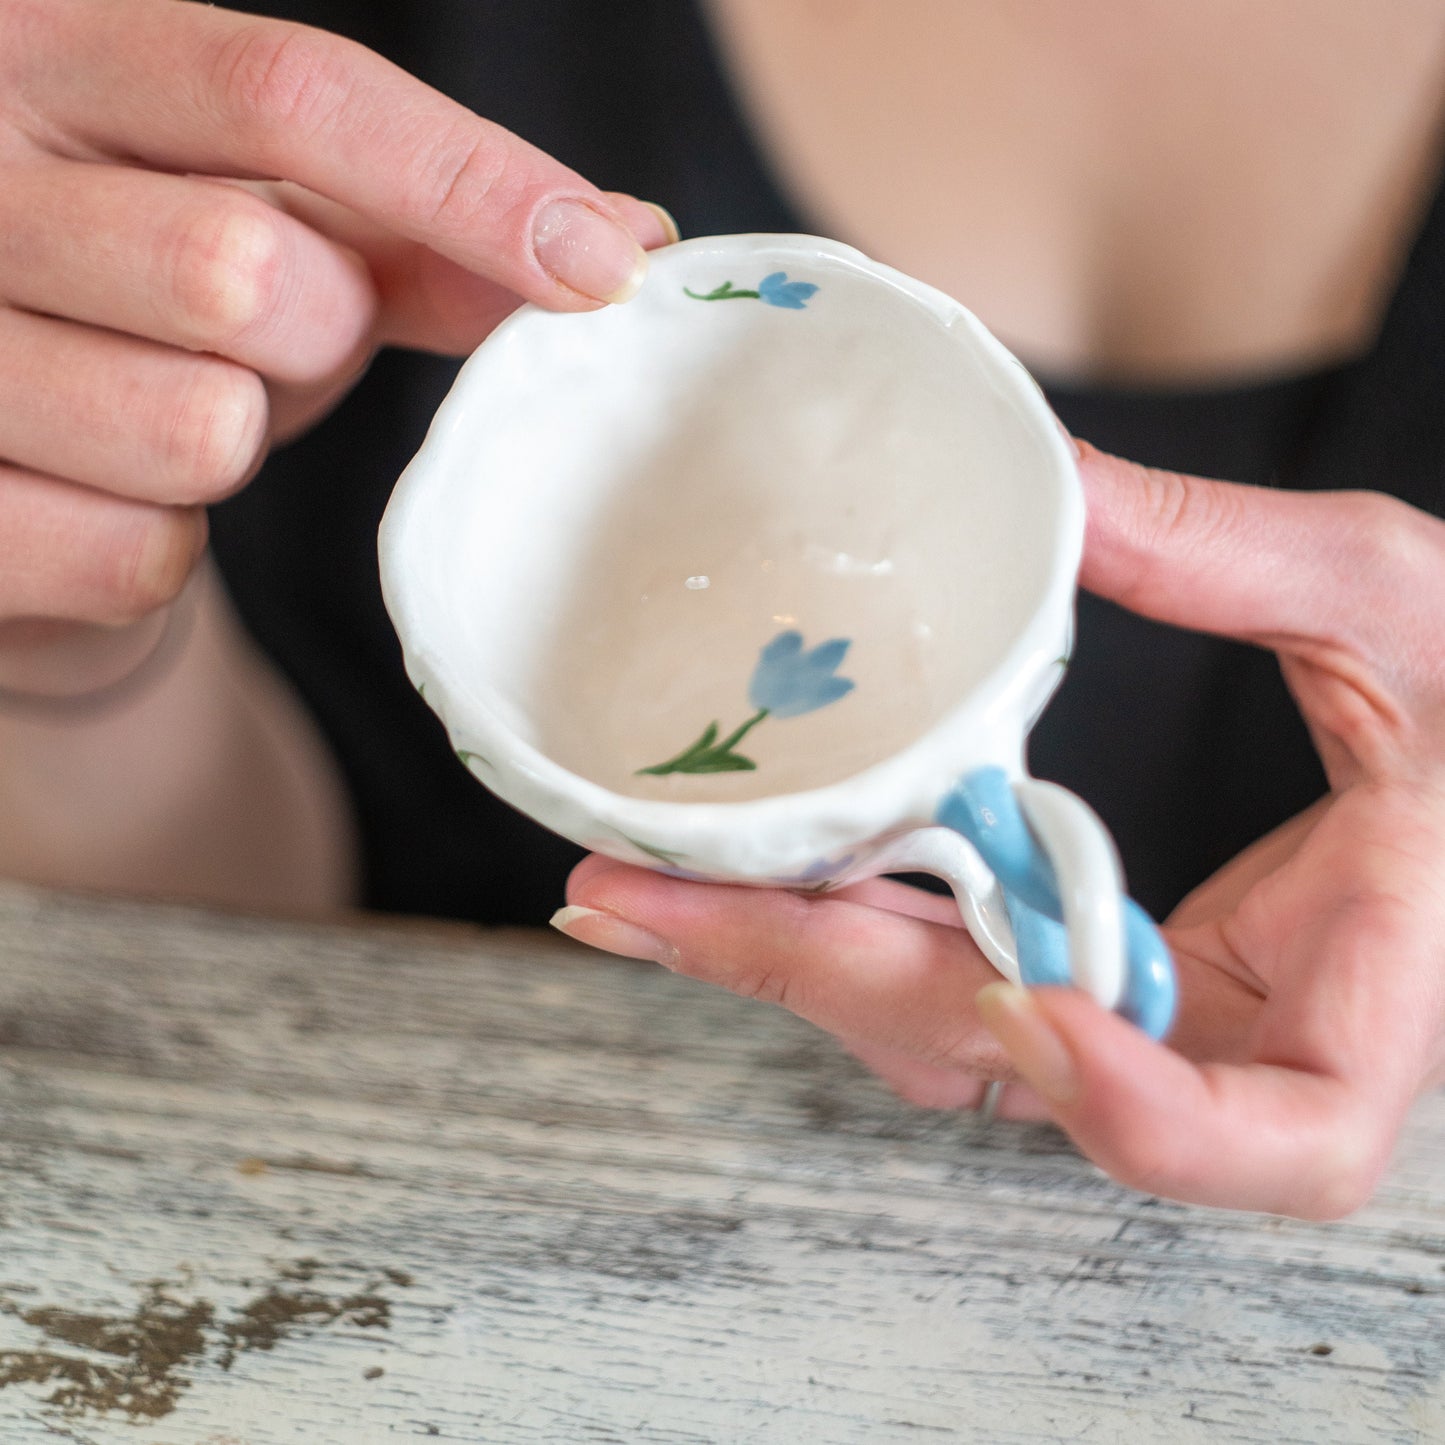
(862, 767, 1176, 1039)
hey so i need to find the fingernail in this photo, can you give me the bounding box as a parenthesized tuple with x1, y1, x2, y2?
(533, 200, 649, 303)
(975, 982, 1080, 1105)
(550, 905, 678, 966)
(639, 201, 681, 246)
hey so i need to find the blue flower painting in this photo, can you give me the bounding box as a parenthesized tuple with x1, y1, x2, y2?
(757, 272, 819, 309)
(781, 851, 858, 892)
(638, 629, 854, 776)
(683, 272, 819, 309)
(749, 631, 855, 717)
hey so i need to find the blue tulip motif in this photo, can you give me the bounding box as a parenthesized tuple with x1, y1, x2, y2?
(639, 630, 854, 776)
(781, 851, 857, 892)
(749, 631, 854, 715)
(757, 272, 819, 309)
(683, 271, 819, 309)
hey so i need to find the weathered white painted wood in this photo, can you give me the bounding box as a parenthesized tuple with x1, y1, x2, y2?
(0, 881, 1441, 1444)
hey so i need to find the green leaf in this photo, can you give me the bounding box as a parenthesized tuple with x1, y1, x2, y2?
(684, 751, 757, 773)
(639, 711, 773, 775)
(637, 721, 722, 776)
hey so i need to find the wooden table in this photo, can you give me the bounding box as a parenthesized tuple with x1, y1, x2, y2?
(0, 882, 1441, 1444)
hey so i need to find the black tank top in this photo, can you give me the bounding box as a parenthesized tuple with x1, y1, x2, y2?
(211, 0, 1445, 921)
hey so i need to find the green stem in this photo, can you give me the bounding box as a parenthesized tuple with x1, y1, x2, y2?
(713, 708, 769, 753)
(635, 708, 771, 776)
(684, 282, 761, 301)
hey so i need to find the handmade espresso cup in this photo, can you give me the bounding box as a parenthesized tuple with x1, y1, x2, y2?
(379, 234, 1176, 1038)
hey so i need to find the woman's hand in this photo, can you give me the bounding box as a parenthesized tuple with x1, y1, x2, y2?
(558, 444, 1445, 1218)
(0, 0, 671, 697)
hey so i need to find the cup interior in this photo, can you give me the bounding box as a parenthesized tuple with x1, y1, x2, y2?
(390, 238, 1074, 805)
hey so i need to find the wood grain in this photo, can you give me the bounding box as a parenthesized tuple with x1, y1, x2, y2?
(0, 882, 1441, 1443)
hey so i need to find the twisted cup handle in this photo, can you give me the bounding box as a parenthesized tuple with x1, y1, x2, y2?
(854, 767, 1176, 1040)
(939, 767, 1176, 1039)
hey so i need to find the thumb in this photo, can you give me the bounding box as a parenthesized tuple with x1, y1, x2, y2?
(975, 980, 1396, 1218)
(1075, 441, 1390, 647)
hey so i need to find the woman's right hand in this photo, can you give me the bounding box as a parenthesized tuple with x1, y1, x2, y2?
(0, 0, 672, 698)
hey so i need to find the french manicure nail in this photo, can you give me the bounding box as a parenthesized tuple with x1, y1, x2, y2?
(550, 905, 679, 967)
(533, 200, 649, 304)
(640, 200, 681, 246)
(975, 982, 1080, 1105)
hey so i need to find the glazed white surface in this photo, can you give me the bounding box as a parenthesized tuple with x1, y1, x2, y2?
(380, 234, 1080, 884)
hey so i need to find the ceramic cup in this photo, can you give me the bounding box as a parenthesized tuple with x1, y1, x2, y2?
(379, 234, 1176, 1038)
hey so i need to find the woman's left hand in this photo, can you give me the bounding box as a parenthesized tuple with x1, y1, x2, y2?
(557, 445, 1445, 1218)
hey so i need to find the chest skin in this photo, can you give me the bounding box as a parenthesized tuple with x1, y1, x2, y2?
(705, 0, 1445, 383)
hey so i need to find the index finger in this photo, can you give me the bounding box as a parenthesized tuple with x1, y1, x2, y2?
(562, 856, 1009, 1076)
(33, 0, 658, 306)
(1076, 443, 1445, 659)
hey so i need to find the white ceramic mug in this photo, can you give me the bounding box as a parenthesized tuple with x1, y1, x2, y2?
(380, 234, 1175, 1037)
